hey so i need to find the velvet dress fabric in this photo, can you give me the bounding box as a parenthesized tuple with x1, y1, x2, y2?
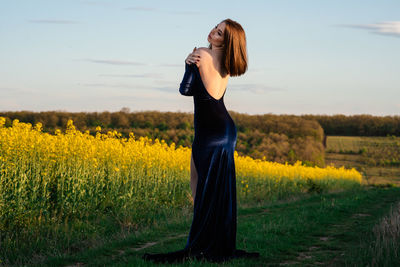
(142, 62, 260, 264)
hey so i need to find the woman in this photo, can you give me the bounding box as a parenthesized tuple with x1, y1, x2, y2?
(142, 18, 260, 264)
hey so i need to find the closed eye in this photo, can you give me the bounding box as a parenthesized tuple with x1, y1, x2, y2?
(214, 24, 222, 35)
(215, 25, 222, 35)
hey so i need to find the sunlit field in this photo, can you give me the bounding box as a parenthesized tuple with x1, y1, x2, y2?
(326, 136, 400, 166)
(0, 117, 362, 234)
(325, 135, 400, 185)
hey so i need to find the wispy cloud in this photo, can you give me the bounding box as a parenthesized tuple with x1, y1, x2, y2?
(336, 21, 400, 38)
(152, 86, 177, 93)
(158, 63, 182, 68)
(229, 83, 284, 94)
(99, 73, 163, 79)
(0, 87, 42, 95)
(79, 82, 178, 94)
(80, 82, 140, 89)
(83, 58, 146, 66)
(28, 19, 80, 24)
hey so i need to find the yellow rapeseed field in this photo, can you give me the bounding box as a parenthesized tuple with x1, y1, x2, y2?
(0, 117, 362, 230)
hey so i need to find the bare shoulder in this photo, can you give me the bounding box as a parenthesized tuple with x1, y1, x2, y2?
(193, 47, 212, 69)
(194, 47, 212, 59)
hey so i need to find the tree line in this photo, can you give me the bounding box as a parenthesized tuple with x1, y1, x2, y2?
(0, 109, 326, 167)
(301, 114, 400, 136)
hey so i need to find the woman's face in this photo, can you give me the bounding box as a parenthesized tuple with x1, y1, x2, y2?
(207, 22, 226, 48)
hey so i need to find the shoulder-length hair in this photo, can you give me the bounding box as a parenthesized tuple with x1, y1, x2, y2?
(208, 18, 248, 77)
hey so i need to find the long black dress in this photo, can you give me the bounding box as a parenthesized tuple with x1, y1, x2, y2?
(142, 62, 260, 263)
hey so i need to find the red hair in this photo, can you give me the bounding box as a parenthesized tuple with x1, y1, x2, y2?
(209, 18, 248, 76)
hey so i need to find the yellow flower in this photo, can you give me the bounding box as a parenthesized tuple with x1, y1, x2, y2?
(0, 115, 363, 233)
(34, 122, 43, 132)
(0, 117, 6, 127)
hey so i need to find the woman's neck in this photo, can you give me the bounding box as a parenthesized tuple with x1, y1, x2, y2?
(210, 45, 227, 76)
(210, 45, 224, 61)
(211, 45, 224, 54)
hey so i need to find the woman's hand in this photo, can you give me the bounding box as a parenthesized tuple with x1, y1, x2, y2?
(185, 47, 201, 66)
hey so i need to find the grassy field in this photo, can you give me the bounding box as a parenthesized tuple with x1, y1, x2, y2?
(2, 123, 400, 266)
(325, 136, 400, 186)
(27, 186, 400, 266)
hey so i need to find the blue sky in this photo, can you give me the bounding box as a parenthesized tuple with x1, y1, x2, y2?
(1, 0, 399, 116)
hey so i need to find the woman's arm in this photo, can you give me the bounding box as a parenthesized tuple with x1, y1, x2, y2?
(179, 62, 198, 96)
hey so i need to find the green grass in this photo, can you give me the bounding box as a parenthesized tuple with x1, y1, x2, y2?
(15, 185, 399, 267)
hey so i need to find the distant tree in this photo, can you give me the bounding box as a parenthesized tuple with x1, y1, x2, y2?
(120, 107, 131, 113)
